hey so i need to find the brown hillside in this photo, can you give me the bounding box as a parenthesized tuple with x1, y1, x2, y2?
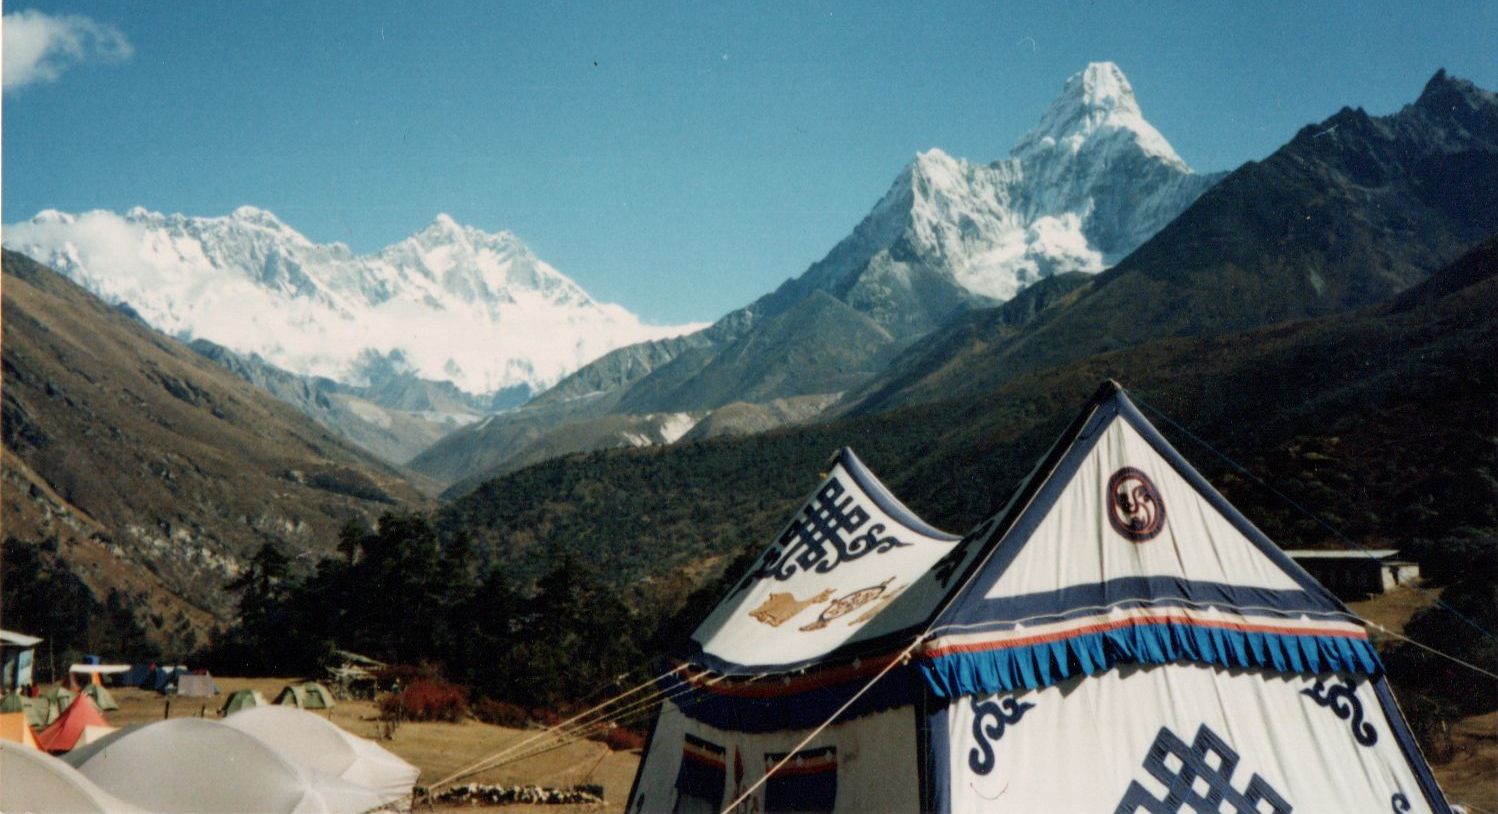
(1, 250, 429, 648)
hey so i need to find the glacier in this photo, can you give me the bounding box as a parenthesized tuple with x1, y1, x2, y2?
(3, 206, 706, 397)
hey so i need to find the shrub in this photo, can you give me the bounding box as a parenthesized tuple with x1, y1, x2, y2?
(374, 662, 444, 692)
(472, 697, 530, 729)
(602, 726, 646, 752)
(379, 677, 469, 723)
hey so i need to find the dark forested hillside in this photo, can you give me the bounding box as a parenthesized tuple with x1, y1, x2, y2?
(437, 234, 1497, 599)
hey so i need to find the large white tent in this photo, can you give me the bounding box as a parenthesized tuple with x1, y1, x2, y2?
(62, 718, 394, 814)
(0, 740, 142, 813)
(628, 382, 1451, 813)
(224, 705, 420, 804)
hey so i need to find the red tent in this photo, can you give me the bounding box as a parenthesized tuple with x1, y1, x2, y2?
(35, 693, 109, 753)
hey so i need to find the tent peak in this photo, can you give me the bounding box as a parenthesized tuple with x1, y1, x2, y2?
(1092, 378, 1126, 402)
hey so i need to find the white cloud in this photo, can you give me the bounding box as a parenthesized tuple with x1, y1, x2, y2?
(3, 9, 132, 91)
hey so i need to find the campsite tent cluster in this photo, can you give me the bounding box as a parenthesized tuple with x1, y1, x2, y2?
(628, 382, 1454, 813)
(0, 704, 418, 813)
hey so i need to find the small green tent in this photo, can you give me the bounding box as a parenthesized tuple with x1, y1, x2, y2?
(220, 689, 267, 716)
(36, 687, 75, 727)
(79, 683, 118, 712)
(274, 682, 336, 710)
(20, 696, 53, 728)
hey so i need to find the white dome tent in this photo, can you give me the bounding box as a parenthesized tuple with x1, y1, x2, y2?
(61, 718, 394, 813)
(627, 381, 1452, 813)
(223, 705, 419, 804)
(0, 740, 142, 814)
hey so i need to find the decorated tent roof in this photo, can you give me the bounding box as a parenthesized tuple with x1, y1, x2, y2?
(668, 384, 1385, 730)
(36, 693, 110, 753)
(687, 447, 966, 675)
(917, 381, 1379, 699)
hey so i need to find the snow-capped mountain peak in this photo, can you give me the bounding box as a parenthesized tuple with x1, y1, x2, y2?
(825, 62, 1217, 303)
(3, 207, 703, 397)
(1014, 61, 1188, 171)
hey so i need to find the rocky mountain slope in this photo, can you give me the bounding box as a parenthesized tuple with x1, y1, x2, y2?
(843, 68, 1498, 415)
(1, 250, 430, 648)
(412, 62, 1221, 488)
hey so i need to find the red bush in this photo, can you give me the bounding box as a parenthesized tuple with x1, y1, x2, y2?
(603, 727, 645, 752)
(379, 677, 469, 723)
(373, 662, 443, 692)
(472, 697, 530, 729)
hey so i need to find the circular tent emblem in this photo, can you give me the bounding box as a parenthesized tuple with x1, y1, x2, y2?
(1107, 467, 1166, 542)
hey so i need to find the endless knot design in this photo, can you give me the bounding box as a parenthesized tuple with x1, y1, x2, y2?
(738, 477, 910, 588)
(1114, 724, 1291, 814)
(1301, 677, 1377, 747)
(967, 695, 1035, 776)
(1107, 467, 1166, 542)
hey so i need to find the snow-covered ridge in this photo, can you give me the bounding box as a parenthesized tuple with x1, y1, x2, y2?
(4, 207, 706, 396)
(847, 62, 1217, 302)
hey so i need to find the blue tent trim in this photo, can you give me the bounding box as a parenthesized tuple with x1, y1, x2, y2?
(837, 448, 961, 542)
(658, 664, 920, 733)
(1372, 676, 1455, 814)
(920, 620, 1381, 699)
(949, 576, 1350, 631)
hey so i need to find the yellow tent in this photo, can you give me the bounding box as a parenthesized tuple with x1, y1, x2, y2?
(0, 694, 39, 749)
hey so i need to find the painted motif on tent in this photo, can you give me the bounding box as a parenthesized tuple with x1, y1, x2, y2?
(966, 695, 1034, 776)
(798, 578, 898, 631)
(1107, 466, 1166, 542)
(740, 479, 907, 586)
(1114, 724, 1290, 813)
(946, 663, 1438, 814)
(1301, 676, 1378, 747)
(689, 448, 967, 673)
(750, 589, 834, 628)
(921, 387, 1377, 698)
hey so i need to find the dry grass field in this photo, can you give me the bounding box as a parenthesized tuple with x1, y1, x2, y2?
(106, 677, 638, 813)
(68, 584, 1494, 812)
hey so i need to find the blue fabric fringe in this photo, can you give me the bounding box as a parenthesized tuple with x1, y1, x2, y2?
(919, 621, 1382, 699)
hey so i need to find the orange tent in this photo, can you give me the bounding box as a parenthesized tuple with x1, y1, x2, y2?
(0, 693, 39, 749)
(35, 694, 109, 753)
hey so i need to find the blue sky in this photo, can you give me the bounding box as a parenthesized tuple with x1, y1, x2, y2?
(5, 1, 1495, 324)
